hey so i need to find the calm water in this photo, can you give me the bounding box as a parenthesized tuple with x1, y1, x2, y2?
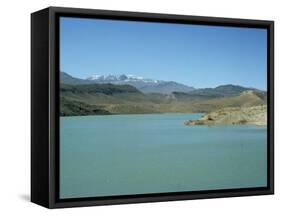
(60, 113, 267, 199)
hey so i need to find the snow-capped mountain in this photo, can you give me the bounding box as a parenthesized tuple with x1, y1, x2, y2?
(86, 74, 195, 94)
(87, 74, 159, 83)
(61, 72, 195, 94)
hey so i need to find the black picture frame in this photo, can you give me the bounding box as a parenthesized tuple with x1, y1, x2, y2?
(31, 6, 274, 209)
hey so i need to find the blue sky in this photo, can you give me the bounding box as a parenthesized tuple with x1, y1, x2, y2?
(60, 17, 267, 90)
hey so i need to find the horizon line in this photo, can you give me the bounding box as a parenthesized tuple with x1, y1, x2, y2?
(60, 71, 266, 91)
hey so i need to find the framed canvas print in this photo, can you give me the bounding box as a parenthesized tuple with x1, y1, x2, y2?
(31, 6, 274, 208)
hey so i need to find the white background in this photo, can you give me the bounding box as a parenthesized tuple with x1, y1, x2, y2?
(0, 0, 279, 215)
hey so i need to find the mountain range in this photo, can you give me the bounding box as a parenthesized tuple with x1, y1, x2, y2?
(61, 72, 195, 94)
(60, 76, 266, 116)
(60, 72, 261, 96)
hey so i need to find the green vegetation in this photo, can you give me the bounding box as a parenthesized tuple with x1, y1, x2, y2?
(60, 97, 110, 116)
(185, 84, 258, 97)
(60, 82, 267, 118)
(61, 83, 141, 95)
(59, 71, 267, 125)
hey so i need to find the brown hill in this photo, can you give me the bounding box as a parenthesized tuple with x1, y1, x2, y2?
(185, 105, 267, 126)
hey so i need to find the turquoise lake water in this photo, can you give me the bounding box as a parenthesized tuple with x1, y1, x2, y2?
(60, 113, 267, 198)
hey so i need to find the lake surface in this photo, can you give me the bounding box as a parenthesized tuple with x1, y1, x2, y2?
(60, 113, 267, 199)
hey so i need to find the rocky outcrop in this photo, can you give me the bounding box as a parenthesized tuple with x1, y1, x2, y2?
(184, 105, 267, 126)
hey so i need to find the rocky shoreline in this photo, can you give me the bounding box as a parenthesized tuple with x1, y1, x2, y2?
(184, 105, 267, 126)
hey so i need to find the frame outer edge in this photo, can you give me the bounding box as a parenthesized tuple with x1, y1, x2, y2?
(269, 21, 274, 194)
(31, 8, 51, 208)
(48, 7, 57, 209)
(32, 6, 275, 208)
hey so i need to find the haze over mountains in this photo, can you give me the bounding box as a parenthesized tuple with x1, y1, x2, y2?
(60, 72, 266, 117)
(87, 73, 196, 94)
(61, 72, 259, 95)
(61, 72, 195, 94)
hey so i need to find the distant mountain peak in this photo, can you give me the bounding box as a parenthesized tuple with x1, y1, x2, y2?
(85, 73, 195, 94)
(86, 74, 157, 83)
(87, 74, 104, 80)
(61, 72, 195, 94)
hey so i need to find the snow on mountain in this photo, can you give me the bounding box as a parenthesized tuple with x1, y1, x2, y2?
(85, 74, 195, 94)
(87, 74, 156, 83)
